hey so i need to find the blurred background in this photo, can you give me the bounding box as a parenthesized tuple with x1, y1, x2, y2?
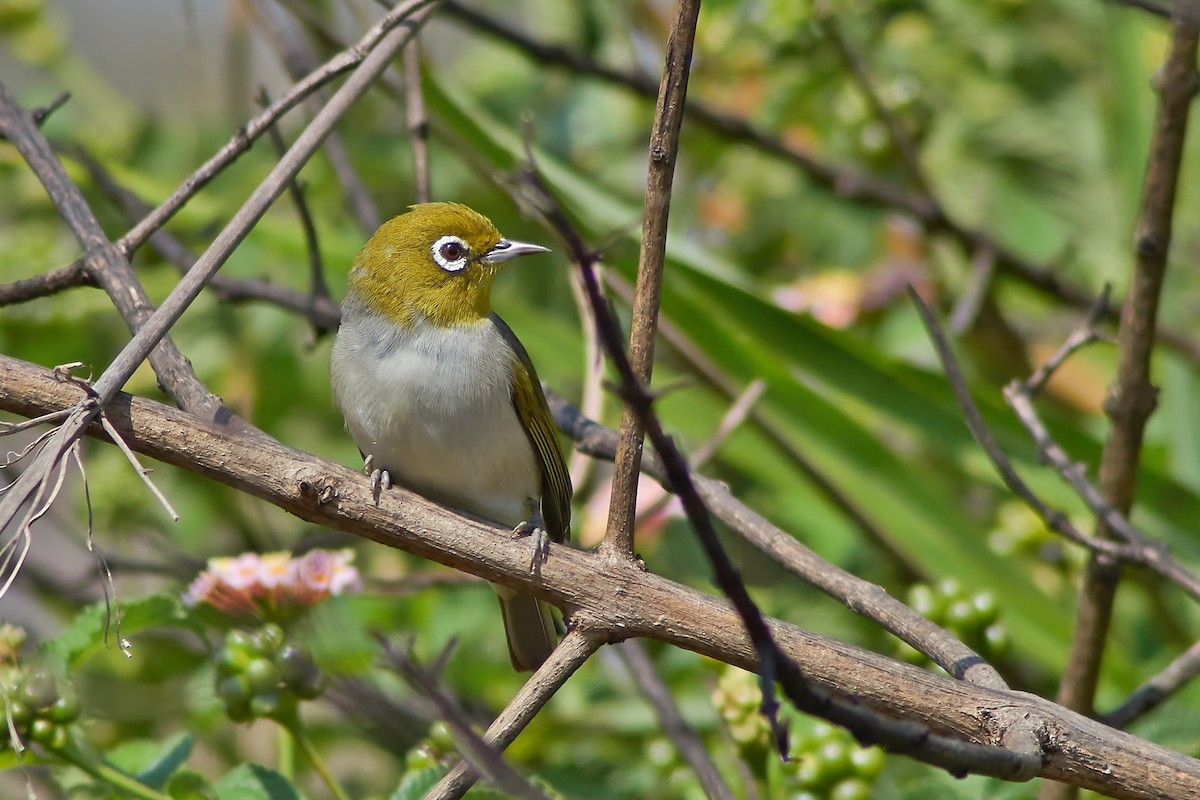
(2, 1, 1200, 798)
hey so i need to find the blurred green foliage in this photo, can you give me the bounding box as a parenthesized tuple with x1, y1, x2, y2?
(2, 0, 1200, 797)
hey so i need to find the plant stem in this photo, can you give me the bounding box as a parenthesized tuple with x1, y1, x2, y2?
(282, 718, 351, 800)
(55, 746, 174, 800)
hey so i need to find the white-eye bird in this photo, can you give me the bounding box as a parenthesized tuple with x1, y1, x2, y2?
(330, 202, 571, 671)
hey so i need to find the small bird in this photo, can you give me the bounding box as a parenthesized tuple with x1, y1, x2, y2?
(330, 202, 571, 671)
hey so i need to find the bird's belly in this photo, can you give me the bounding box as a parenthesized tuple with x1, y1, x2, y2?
(332, 319, 539, 527)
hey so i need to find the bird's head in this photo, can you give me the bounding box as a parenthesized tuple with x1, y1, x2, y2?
(347, 202, 549, 327)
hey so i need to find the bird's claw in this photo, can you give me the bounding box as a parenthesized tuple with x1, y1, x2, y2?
(512, 520, 550, 570)
(362, 455, 390, 504)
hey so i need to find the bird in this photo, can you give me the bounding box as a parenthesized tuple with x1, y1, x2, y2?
(330, 202, 572, 671)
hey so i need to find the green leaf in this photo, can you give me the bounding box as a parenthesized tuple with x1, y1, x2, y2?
(135, 733, 195, 790)
(42, 593, 197, 671)
(167, 769, 218, 800)
(390, 765, 449, 800)
(214, 763, 304, 800)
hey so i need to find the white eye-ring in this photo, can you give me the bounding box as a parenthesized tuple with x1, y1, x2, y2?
(431, 235, 470, 272)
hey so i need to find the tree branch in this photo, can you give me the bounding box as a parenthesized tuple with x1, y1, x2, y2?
(601, 0, 701, 561)
(2, 353, 1198, 798)
(1046, 15, 1200, 800)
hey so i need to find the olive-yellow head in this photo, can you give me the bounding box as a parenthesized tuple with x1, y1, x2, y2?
(331, 202, 571, 671)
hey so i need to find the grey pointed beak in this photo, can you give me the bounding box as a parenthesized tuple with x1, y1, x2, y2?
(484, 238, 550, 265)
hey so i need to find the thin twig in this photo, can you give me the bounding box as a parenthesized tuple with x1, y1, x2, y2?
(619, 640, 736, 800)
(248, 0, 381, 234)
(442, 0, 1200, 367)
(1102, 638, 1200, 729)
(97, 413, 179, 522)
(0, 2, 434, 559)
(601, 0, 703, 562)
(13, 354, 1200, 795)
(424, 627, 603, 800)
(115, 0, 435, 259)
(259, 87, 332, 326)
(0, 262, 94, 306)
(911, 288, 1200, 605)
(521, 157, 1043, 782)
(380, 638, 551, 800)
(818, 11, 931, 196)
(1047, 9, 1200, 777)
(403, 38, 432, 203)
(604, 271, 923, 579)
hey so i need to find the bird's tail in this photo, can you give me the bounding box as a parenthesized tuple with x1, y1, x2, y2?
(496, 588, 557, 671)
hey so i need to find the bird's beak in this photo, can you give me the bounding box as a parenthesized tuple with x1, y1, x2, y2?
(483, 238, 551, 266)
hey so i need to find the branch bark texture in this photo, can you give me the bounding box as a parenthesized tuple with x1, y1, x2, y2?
(1, 355, 1198, 800)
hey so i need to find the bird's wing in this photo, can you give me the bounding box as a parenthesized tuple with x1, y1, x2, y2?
(493, 315, 573, 543)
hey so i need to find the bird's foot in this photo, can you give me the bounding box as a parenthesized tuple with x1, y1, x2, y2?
(512, 520, 550, 571)
(362, 455, 391, 505)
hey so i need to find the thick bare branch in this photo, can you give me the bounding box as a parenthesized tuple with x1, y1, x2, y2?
(602, 0, 702, 561)
(1048, 13, 1200, 792)
(2, 354, 1198, 798)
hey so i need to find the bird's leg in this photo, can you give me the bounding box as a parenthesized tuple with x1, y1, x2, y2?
(362, 454, 391, 505)
(512, 504, 550, 570)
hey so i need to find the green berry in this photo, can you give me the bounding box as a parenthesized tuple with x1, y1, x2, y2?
(936, 578, 964, 601)
(907, 584, 942, 620)
(217, 675, 252, 707)
(244, 659, 281, 694)
(252, 624, 285, 657)
(217, 643, 252, 676)
(22, 673, 57, 709)
(7, 700, 32, 725)
(850, 746, 885, 779)
(815, 740, 852, 781)
(984, 624, 1010, 655)
(794, 757, 833, 790)
(29, 718, 55, 744)
(48, 695, 79, 723)
(972, 593, 999, 624)
(830, 777, 873, 800)
(276, 647, 320, 693)
(226, 630, 256, 657)
(945, 598, 976, 629)
(249, 692, 281, 718)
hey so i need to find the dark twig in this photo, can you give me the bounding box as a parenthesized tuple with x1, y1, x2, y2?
(619, 640, 736, 800)
(72, 147, 342, 333)
(0, 262, 94, 306)
(424, 627, 603, 800)
(601, 0, 702, 562)
(1047, 11, 1200, 784)
(912, 288, 1200, 607)
(1103, 638, 1200, 729)
(259, 88, 332, 326)
(29, 91, 70, 129)
(115, 0, 434, 260)
(544, 388, 1012, 690)
(818, 12, 931, 197)
(0, 4, 432, 551)
(379, 638, 551, 800)
(250, 0, 381, 234)
(0, 85, 257, 436)
(604, 272, 924, 580)
(13, 354, 1200, 795)
(403, 39, 432, 203)
(443, 0, 1200, 366)
(521, 161, 1043, 781)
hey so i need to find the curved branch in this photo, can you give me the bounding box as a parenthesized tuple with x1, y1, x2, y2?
(1, 355, 1197, 799)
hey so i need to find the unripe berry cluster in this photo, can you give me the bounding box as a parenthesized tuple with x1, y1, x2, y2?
(712, 666, 887, 798)
(786, 721, 885, 800)
(2, 670, 79, 751)
(898, 579, 1009, 667)
(215, 623, 324, 722)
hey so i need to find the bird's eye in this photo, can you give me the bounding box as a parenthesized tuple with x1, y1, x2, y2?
(431, 235, 469, 272)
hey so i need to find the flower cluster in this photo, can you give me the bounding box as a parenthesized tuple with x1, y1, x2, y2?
(184, 549, 361, 620)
